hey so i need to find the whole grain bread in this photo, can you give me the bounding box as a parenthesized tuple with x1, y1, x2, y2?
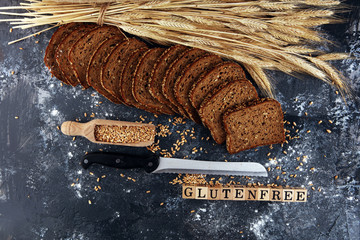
(87, 36, 126, 104)
(149, 45, 189, 114)
(223, 98, 285, 154)
(189, 62, 246, 109)
(132, 48, 175, 115)
(69, 25, 123, 88)
(55, 24, 97, 86)
(174, 54, 223, 123)
(44, 23, 81, 85)
(102, 38, 147, 102)
(162, 48, 207, 118)
(199, 80, 259, 144)
(120, 48, 149, 108)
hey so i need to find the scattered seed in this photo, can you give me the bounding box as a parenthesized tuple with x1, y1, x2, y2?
(326, 129, 332, 133)
(88, 200, 92, 204)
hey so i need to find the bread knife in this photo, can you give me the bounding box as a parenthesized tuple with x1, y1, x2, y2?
(82, 152, 268, 177)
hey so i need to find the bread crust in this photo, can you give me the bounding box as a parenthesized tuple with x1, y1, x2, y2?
(149, 45, 188, 114)
(120, 48, 149, 108)
(174, 54, 223, 123)
(223, 98, 285, 154)
(55, 24, 98, 87)
(87, 36, 126, 104)
(44, 23, 81, 85)
(69, 25, 124, 89)
(132, 48, 175, 115)
(199, 80, 259, 144)
(189, 61, 246, 110)
(162, 48, 207, 118)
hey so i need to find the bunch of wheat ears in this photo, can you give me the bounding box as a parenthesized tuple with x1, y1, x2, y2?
(0, 0, 351, 97)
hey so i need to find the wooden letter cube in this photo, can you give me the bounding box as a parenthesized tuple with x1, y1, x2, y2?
(182, 185, 196, 199)
(195, 186, 208, 199)
(294, 189, 307, 202)
(245, 188, 257, 201)
(257, 188, 270, 201)
(220, 186, 233, 200)
(232, 186, 245, 200)
(270, 188, 283, 202)
(283, 189, 295, 202)
(207, 186, 221, 200)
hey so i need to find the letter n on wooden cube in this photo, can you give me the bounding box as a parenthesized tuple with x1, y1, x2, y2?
(245, 188, 257, 201)
(195, 186, 208, 199)
(182, 185, 195, 199)
(257, 188, 270, 201)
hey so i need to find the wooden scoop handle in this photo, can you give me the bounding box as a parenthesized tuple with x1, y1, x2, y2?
(61, 121, 85, 136)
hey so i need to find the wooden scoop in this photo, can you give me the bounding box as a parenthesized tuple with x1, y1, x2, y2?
(61, 119, 156, 147)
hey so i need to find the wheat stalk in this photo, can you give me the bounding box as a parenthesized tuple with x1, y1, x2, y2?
(0, 0, 351, 98)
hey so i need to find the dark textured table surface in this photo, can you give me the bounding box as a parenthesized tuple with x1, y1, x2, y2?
(0, 1, 359, 239)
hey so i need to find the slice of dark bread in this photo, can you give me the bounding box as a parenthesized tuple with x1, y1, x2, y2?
(199, 80, 259, 144)
(149, 45, 189, 114)
(55, 24, 98, 87)
(174, 55, 223, 123)
(189, 62, 246, 109)
(44, 23, 81, 85)
(133, 48, 175, 115)
(120, 48, 149, 108)
(87, 36, 126, 104)
(162, 48, 207, 118)
(102, 38, 147, 102)
(223, 98, 285, 154)
(69, 25, 124, 89)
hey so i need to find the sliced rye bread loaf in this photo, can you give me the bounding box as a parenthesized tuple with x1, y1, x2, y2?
(223, 98, 285, 154)
(132, 48, 175, 115)
(199, 80, 259, 144)
(149, 45, 189, 114)
(44, 23, 81, 85)
(55, 24, 98, 87)
(189, 62, 246, 109)
(102, 38, 147, 102)
(174, 55, 223, 123)
(69, 25, 124, 89)
(120, 48, 149, 108)
(162, 48, 207, 118)
(87, 36, 126, 104)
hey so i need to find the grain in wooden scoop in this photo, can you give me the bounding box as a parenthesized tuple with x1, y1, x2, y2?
(61, 119, 155, 147)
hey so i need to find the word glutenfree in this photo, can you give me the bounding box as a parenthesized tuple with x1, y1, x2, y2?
(182, 185, 307, 202)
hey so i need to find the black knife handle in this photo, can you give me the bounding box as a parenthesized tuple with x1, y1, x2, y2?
(82, 152, 159, 173)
